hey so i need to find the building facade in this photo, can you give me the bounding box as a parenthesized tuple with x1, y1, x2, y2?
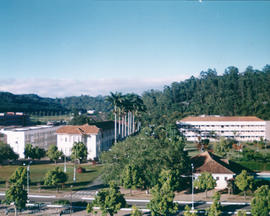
(177, 115, 268, 142)
(56, 121, 114, 160)
(191, 151, 243, 189)
(0, 125, 60, 158)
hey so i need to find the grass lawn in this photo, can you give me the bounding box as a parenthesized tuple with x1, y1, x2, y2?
(0, 162, 103, 191)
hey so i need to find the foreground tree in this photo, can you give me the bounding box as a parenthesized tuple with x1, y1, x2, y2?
(184, 205, 197, 216)
(47, 145, 63, 164)
(251, 185, 270, 216)
(86, 203, 94, 215)
(71, 142, 88, 163)
(121, 164, 145, 194)
(235, 170, 254, 200)
(44, 167, 68, 192)
(206, 192, 222, 216)
(93, 181, 126, 216)
(4, 182, 27, 216)
(131, 205, 143, 216)
(148, 170, 178, 216)
(194, 172, 216, 198)
(237, 210, 247, 216)
(9, 167, 27, 186)
(101, 127, 190, 192)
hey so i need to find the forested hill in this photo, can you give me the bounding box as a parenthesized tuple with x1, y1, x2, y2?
(56, 95, 111, 113)
(0, 92, 111, 113)
(0, 92, 66, 113)
(141, 65, 270, 125)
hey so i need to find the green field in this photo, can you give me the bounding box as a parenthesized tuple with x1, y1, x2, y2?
(30, 114, 72, 123)
(0, 163, 103, 191)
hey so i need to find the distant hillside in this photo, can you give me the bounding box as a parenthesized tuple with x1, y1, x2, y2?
(56, 95, 111, 113)
(0, 92, 111, 114)
(142, 65, 270, 125)
(0, 92, 66, 113)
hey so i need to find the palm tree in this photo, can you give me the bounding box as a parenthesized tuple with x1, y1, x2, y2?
(106, 92, 122, 143)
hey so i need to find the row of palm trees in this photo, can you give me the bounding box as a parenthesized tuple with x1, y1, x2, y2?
(106, 92, 146, 143)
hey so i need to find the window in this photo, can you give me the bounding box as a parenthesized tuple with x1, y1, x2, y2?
(225, 177, 228, 181)
(216, 177, 219, 180)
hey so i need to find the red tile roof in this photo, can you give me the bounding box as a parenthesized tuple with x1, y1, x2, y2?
(180, 116, 263, 122)
(191, 151, 235, 174)
(56, 124, 100, 135)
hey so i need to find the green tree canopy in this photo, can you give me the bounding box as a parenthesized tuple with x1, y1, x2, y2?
(24, 144, 46, 160)
(47, 145, 63, 164)
(207, 192, 222, 216)
(9, 167, 27, 186)
(131, 205, 143, 216)
(44, 167, 68, 192)
(4, 182, 28, 215)
(93, 181, 126, 216)
(101, 127, 190, 191)
(148, 169, 178, 216)
(194, 172, 216, 198)
(251, 185, 270, 216)
(184, 205, 197, 216)
(71, 142, 88, 162)
(0, 142, 18, 163)
(235, 170, 254, 200)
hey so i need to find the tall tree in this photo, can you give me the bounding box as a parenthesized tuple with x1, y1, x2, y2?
(148, 169, 178, 216)
(251, 185, 270, 216)
(194, 172, 216, 198)
(235, 170, 254, 200)
(9, 167, 27, 186)
(44, 167, 68, 192)
(71, 142, 88, 163)
(47, 145, 63, 164)
(93, 181, 126, 216)
(106, 92, 122, 143)
(206, 192, 222, 216)
(4, 182, 28, 216)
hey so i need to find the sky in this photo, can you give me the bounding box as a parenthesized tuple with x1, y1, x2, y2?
(0, 0, 269, 98)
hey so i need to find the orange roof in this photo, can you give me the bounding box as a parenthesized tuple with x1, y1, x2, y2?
(191, 151, 235, 174)
(56, 124, 100, 135)
(180, 116, 263, 122)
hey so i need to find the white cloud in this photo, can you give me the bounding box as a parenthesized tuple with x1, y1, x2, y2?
(0, 76, 189, 98)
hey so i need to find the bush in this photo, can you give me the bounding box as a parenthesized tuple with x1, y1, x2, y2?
(77, 167, 86, 173)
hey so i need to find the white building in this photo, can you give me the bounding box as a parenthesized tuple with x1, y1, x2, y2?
(177, 115, 268, 142)
(0, 125, 60, 158)
(191, 151, 243, 189)
(56, 121, 114, 160)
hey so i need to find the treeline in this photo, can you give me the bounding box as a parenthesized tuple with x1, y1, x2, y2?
(56, 95, 111, 113)
(0, 92, 66, 113)
(142, 65, 270, 125)
(0, 92, 110, 114)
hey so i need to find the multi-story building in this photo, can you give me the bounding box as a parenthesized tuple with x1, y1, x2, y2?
(177, 115, 269, 142)
(0, 125, 60, 158)
(56, 121, 114, 160)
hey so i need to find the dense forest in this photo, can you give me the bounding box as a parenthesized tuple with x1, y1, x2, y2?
(0, 93, 110, 113)
(56, 95, 111, 113)
(0, 92, 66, 113)
(142, 65, 270, 125)
(1, 65, 269, 125)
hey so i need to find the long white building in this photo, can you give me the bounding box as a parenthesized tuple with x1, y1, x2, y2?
(56, 121, 114, 160)
(177, 115, 270, 142)
(1, 125, 60, 158)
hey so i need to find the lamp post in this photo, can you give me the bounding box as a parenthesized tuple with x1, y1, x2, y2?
(191, 163, 194, 211)
(70, 185, 73, 216)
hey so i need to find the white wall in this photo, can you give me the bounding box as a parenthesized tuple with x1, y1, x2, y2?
(4, 131, 25, 158)
(194, 173, 234, 189)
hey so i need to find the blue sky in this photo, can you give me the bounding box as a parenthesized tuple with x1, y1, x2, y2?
(0, 0, 269, 97)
